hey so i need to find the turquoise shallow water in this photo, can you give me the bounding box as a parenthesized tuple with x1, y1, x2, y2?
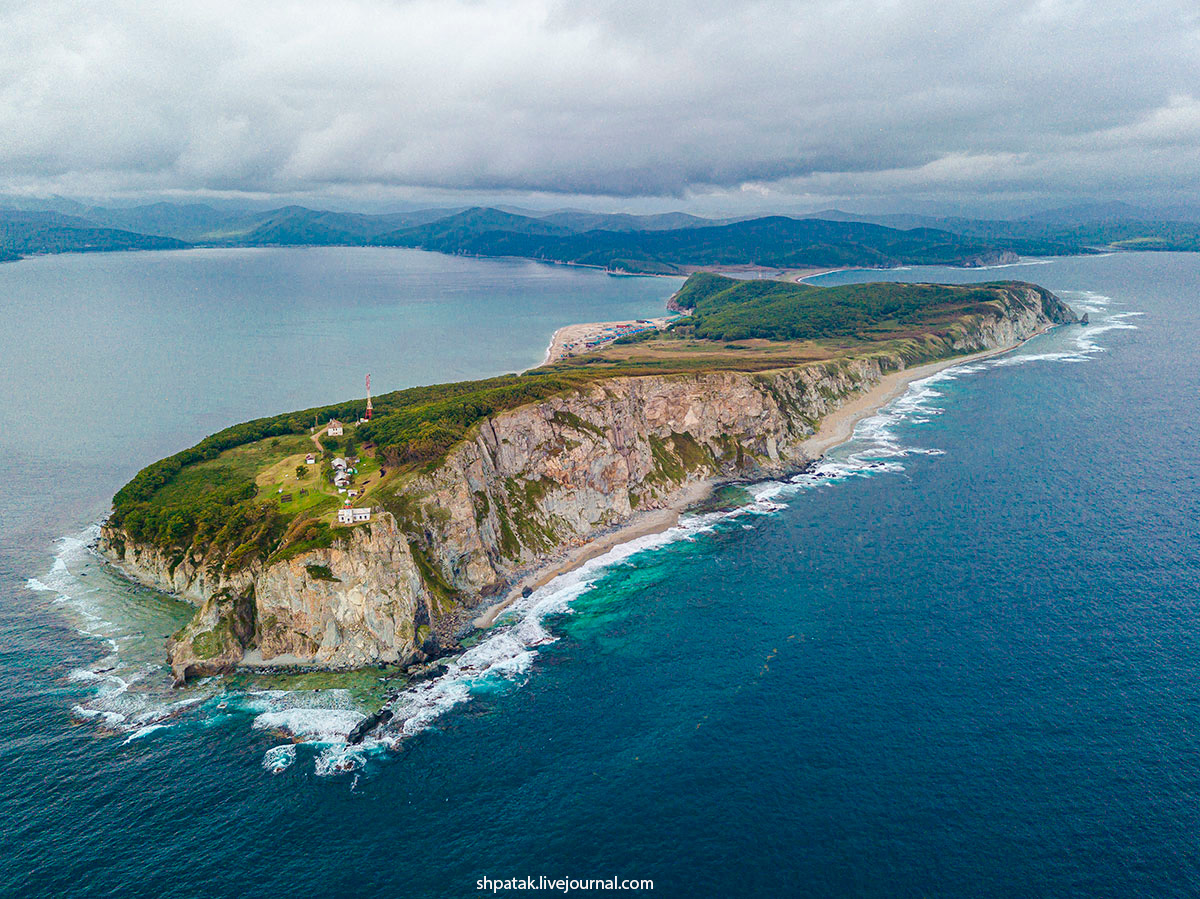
(2, 249, 1198, 896)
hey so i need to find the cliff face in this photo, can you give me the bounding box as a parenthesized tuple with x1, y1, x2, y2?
(100, 285, 1075, 682)
(101, 513, 436, 683)
(402, 360, 883, 592)
(959, 249, 1021, 268)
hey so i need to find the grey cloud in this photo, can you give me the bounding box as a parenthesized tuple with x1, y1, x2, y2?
(1, 0, 1198, 207)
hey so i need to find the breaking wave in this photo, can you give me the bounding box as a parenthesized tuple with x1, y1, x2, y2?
(28, 524, 213, 735)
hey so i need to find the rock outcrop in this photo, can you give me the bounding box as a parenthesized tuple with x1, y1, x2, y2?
(959, 249, 1021, 268)
(100, 284, 1076, 682)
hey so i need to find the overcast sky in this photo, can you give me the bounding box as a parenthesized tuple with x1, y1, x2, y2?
(2, 0, 1198, 214)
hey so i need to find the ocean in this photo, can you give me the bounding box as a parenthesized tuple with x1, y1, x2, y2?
(2, 248, 1197, 897)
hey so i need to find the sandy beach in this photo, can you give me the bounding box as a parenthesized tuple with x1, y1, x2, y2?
(679, 263, 844, 282)
(795, 328, 1048, 459)
(474, 481, 711, 628)
(477, 327, 1050, 629)
(542, 315, 677, 365)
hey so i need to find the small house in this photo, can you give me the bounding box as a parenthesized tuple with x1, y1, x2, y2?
(332, 457, 347, 470)
(334, 472, 350, 488)
(337, 506, 372, 524)
(326, 419, 344, 437)
(305, 453, 315, 464)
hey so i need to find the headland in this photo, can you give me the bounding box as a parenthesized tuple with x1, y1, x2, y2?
(98, 273, 1078, 685)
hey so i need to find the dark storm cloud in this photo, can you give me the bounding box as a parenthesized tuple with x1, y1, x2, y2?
(1, 0, 1198, 207)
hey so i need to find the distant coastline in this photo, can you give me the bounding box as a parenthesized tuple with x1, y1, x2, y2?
(0, 203, 1105, 272)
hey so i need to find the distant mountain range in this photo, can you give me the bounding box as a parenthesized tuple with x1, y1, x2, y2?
(801, 202, 1200, 252)
(3, 197, 1199, 271)
(373, 209, 1074, 270)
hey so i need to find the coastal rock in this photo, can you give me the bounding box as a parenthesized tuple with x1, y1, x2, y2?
(252, 513, 429, 667)
(166, 588, 256, 684)
(959, 249, 1021, 267)
(406, 359, 888, 595)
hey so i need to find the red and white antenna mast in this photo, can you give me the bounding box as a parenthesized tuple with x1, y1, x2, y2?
(365, 373, 373, 420)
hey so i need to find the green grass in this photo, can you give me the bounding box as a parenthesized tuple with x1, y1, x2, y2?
(149, 434, 312, 508)
(407, 540, 459, 610)
(671, 273, 1012, 342)
(267, 519, 340, 565)
(305, 564, 340, 582)
(220, 666, 408, 707)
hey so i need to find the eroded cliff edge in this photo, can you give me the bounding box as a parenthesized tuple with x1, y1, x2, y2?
(99, 284, 1077, 683)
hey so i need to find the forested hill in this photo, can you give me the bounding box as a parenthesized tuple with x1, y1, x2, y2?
(0, 202, 1084, 269)
(10, 197, 1200, 266)
(0, 210, 189, 259)
(373, 211, 1072, 271)
(801, 202, 1200, 254)
(668, 271, 1076, 341)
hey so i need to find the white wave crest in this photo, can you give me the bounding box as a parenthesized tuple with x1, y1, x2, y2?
(123, 723, 172, 744)
(314, 743, 368, 776)
(263, 744, 297, 773)
(362, 491, 785, 758)
(252, 708, 365, 742)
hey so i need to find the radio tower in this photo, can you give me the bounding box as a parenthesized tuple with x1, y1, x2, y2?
(365, 373, 374, 420)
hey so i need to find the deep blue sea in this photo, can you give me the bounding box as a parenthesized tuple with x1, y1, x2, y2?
(2, 249, 1197, 897)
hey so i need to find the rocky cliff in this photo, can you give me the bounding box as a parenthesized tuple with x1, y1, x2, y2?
(959, 249, 1021, 268)
(100, 284, 1076, 683)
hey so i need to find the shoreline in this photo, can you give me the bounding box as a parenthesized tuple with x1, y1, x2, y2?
(473, 481, 711, 628)
(536, 265, 846, 368)
(540, 315, 678, 365)
(476, 325, 1053, 630)
(677, 264, 843, 282)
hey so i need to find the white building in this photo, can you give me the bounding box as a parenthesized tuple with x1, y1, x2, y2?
(337, 506, 372, 524)
(305, 453, 315, 464)
(332, 457, 347, 470)
(326, 419, 344, 437)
